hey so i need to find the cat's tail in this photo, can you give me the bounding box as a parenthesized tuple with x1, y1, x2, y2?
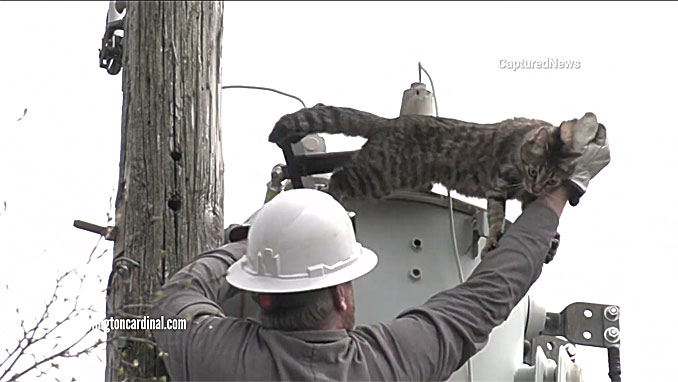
(268, 104, 385, 146)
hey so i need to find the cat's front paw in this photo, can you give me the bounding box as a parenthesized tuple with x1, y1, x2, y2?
(268, 113, 307, 147)
(544, 232, 560, 264)
(480, 235, 500, 259)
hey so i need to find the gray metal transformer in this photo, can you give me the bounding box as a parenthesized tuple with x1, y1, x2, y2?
(346, 192, 530, 381)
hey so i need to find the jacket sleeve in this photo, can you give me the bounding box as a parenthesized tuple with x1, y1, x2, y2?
(150, 241, 248, 380)
(353, 200, 559, 381)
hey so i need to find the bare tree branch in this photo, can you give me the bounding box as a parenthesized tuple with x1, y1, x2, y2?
(0, 237, 110, 382)
(6, 329, 104, 382)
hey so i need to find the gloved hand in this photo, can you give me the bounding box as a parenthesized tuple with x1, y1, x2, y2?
(566, 119, 611, 206)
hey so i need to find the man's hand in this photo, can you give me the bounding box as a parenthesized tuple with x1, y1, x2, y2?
(566, 120, 611, 206)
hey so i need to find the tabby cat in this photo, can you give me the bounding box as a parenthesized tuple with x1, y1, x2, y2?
(269, 104, 585, 256)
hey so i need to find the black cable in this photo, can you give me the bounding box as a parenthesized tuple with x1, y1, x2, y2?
(221, 85, 306, 108)
(607, 346, 621, 381)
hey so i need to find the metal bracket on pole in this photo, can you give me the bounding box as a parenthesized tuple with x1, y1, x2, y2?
(74, 204, 125, 257)
(73, 220, 118, 241)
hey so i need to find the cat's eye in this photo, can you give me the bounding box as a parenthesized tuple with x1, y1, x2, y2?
(528, 168, 537, 177)
(547, 179, 558, 186)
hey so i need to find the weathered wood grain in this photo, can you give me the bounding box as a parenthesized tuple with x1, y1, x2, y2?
(107, 2, 224, 380)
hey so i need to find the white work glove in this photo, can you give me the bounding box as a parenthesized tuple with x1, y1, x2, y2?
(564, 114, 611, 206)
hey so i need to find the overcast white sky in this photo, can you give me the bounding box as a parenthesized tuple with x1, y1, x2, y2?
(0, 1, 676, 381)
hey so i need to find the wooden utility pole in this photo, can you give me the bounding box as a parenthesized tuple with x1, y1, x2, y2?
(107, 2, 224, 380)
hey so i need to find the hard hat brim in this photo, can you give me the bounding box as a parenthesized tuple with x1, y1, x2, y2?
(225, 244, 378, 293)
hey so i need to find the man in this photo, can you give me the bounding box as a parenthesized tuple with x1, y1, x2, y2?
(152, 130, 610, 381)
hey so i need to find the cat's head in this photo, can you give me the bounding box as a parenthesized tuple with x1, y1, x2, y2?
(520, 126, 581, 196)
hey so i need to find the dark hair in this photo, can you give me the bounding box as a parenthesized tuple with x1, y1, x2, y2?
(259, 287, 335, 331)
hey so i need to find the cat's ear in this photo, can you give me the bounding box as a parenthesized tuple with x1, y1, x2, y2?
(559, 119, 577, 148)
(528, 127, 550, 148)
(558, 120, 580, 159)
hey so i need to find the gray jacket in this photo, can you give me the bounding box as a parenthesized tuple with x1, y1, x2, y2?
(152, 201, 558, 381)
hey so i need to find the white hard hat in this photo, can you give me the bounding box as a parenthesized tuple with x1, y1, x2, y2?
(226, 189, 378, 293)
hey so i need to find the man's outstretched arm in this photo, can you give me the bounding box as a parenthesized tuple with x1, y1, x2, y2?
(150, 241, 247, 380)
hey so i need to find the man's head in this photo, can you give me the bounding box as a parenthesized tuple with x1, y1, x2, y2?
(226, 189, 378, 331)
(256, 281, 355, 331)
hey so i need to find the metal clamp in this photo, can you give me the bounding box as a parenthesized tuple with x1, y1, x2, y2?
(280, 144, 357, 189)
(529, 302, 622, 381)
(542, 302, 620, 348)
(99, 1, 126, 75)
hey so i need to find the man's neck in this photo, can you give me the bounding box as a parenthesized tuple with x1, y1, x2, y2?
(314, 312, 348, 331)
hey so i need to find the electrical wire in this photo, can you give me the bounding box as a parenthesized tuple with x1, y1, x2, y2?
(418, 62, 439, 118)
(221, 85, 307, 108)
(447, 190, 465, 281)
(419, 62, 474, 382)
